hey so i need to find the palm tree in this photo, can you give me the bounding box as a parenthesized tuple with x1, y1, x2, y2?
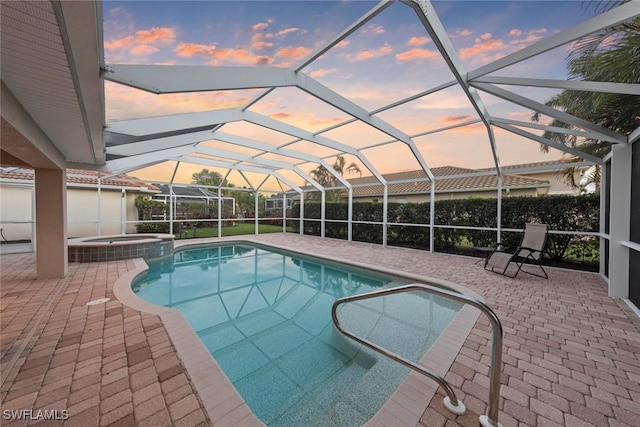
(191, 168, 229, 187)
(532, 1, 639, 190)
(309, 155, 362, 201)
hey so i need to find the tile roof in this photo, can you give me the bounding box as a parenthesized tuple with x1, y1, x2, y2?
(347, 166, 550, 197)
(0, 168, 160, 192)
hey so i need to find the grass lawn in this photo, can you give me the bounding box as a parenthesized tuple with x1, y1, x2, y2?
(175, 223, 293, 239)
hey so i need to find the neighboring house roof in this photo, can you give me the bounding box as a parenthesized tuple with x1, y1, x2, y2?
(155, 185, 217, 198)
(348, 166, 550, 198)
(0, 168, 160, 192)
(267, 164, 551, 200)
(478, 159, 584, 172)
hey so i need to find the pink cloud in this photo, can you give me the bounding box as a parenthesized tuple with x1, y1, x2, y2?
(408, 36, 429, 47)
(335, 40, 350, 49)
(509, 29, 548, 50)
(459, 38, 506, 59)
(104, 26, 176, 57)
(275, 46, 312, 60)
(364, 24, 385, 35)
(350, 43, 393, 62)
(104, 36, 135, 50)
(477, 33, 492, 42)
(174, 42, 217, 57)
(137, 27, 175, 44)
(275, 27, 304, 37)
(395, 48, 438, 61)
(250, 33, 273, 51)
(509, 29, 522, 37)
(208, 48, 274, 66)
(309, 68, 336, 78)
(439, 115, 474, 124)
(457, 29, 472, 37)
(130, 45, 159, 55)
(270, 112, 291, 120)
(251, 19, 274, 31)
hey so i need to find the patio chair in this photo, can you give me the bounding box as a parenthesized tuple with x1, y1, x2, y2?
(484, 223, 549, 279)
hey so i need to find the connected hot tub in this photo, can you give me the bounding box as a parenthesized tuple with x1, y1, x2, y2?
(68, 234, 174, 262)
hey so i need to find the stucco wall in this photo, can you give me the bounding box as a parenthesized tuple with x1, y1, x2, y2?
(1, 183, 142, 241)
(0, 184, 33, 240)
(518, 170, 581, 195)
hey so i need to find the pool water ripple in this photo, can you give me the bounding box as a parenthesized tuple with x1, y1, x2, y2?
(132, 243, 461, 426)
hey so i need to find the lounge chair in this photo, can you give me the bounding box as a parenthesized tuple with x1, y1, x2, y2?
(484, 223, 549, 279)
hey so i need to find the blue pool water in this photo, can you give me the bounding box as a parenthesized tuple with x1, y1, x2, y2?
(132, 243, 462, 426)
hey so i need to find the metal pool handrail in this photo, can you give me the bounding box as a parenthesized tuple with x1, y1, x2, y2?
(331, 283, 504, 427)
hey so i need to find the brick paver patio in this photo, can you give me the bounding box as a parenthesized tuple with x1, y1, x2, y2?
(1, 233, 639, 426)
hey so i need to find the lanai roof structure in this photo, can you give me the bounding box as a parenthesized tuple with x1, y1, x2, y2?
(1, 0, 639, 293)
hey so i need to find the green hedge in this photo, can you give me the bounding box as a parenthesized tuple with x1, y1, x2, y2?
(291, 194, 599, 261)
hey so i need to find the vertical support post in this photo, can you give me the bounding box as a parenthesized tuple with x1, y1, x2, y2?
(599, 161, 608, 277)
(97, 172, 102, 235)
(30, 187, 36, 253)
(218, 189, 222, 238)
(321, 190, 326, 238)
(608, 144, 632, 297)
(169, 162, 180, 236)
(383, 184, 388, 246)
(169, 185, 174, 235)
(121, 189, 126, 234)
(299, 192, 305, 235)
(282, 193, 287, 232)
(430, 180, 435, 253)
(35, 168, 67, 279)
(348, 188, 353, 241)
(254, 192, 259, 234)
(497, 175, 503, 244)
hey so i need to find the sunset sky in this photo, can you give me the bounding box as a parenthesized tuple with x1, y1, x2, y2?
(102, 0, 606, 189)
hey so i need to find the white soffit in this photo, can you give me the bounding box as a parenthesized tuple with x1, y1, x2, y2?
(0, 0, 104, 165)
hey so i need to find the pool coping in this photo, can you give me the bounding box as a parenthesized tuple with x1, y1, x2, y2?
(112, 237, 483, 426)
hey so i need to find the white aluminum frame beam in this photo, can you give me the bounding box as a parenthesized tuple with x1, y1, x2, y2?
(402, 0, 501, 174)
(172, 155, 309, 193)
(473, 82, 627, 143)
(106, 130, 214, 156)
(210, 131, 352, 190)
(473, 76, 640, 96)
(491, 117, 624, 144)
(467, 1, 640, 80)
(106, 108, 243, 136)
(295, 0, 393, 72)
(105, 63, 433, 181)
(494, 123, 603, 165)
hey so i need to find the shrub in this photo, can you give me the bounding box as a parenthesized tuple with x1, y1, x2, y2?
(292, 194, 600, 262)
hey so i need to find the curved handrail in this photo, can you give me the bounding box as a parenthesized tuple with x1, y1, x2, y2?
(331, 283, 503, 427)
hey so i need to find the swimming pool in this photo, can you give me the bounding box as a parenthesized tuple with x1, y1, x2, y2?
(132, 243, 462, 426)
